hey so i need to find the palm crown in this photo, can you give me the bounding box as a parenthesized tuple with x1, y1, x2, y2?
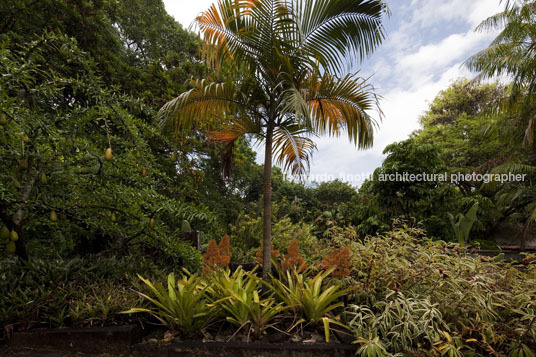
(159, 0, 387, 277)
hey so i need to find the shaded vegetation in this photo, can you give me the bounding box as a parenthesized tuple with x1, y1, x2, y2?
(1, 1, 536, 356)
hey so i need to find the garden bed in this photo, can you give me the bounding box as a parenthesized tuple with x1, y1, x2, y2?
(2, 326, 356, 357)
(3, 228, 536, 356)
(4, 325, 140, 355)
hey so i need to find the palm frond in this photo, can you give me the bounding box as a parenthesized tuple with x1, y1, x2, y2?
(195, 0, 262, 69)
(290, 0, 387, 72)
(272, 126, 316, 178)
(526, 200, 536, 224)
(158, 78, 249, 137)
(491, 162, 536, 175)
(467, 0, 536, 82)
(302, 72, 380, 149)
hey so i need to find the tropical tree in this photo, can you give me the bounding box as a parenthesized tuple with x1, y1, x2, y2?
(0, 32, 209, 268)
(159, 0, 387, 279)
(466, 0, 536, 149)
(466, 0, 536, 248)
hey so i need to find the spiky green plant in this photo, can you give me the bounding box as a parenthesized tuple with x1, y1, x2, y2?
(123, 272, 213, 336)
(355, 336, 389, 357)
(268, 266, 356, 342)
(204, 266, 288, 339)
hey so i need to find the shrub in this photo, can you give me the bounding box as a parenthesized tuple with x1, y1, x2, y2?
(0, 255, 158, 336)
(269, 267, 356, 342)
(333, 223, 536, 355)
(230, 213, 316, 261)
(345, 293, 447, 352)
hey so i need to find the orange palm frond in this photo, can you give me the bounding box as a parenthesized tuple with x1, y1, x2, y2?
(304, 72, 380, 149)
(158, 78, 245, 136)
(207, 116, 262, 143)
(196, 0, 262, 69)
(272, 126, 316, 178)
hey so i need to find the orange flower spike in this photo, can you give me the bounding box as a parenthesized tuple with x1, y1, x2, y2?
(256, 243, 279, 265)
(322, 247, 351, 279)
(202, 235, 232, 274)
(282, 240, 306, 271)
(217, 234, 231, 267)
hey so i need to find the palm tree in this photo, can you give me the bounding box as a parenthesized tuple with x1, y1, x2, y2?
(159, 0, 387, 279)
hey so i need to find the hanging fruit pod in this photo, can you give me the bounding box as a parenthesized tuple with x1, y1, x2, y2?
(19, 158, 29, 170)
(0, 226, 10, 241)
(104, 148, 113, 161)
(10, 230, 18, 241)
(6, 241, 16, 254)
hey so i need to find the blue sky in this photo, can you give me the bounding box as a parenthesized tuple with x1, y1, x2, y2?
(163, 0, 503, 186)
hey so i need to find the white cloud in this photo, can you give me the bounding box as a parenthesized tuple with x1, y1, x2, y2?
(399, 32, 480, 73)
(306, 61, 472, 186)
(409, 0, 502, 28)
(469, 0, 505, 28)
(394, 31, 494, 89)
(163, 0, 214, 29)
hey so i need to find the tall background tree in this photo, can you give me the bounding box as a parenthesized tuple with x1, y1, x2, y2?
(466, 0, 536, 247)
(0, 0, 263, 263)
(159, 0, 388, 278)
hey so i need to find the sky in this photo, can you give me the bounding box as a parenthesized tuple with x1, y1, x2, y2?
(162, 0, 504, 186)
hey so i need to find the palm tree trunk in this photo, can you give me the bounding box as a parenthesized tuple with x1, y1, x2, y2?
(262, 122, 274, 281)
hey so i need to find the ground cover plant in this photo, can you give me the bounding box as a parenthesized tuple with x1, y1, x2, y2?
(0, 254, 164, 334)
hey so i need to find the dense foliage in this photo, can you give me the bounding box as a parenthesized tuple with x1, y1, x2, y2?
(347, 79, 536, 246)
(127, 225, 536, 355)
(1, 1, 536, 356)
